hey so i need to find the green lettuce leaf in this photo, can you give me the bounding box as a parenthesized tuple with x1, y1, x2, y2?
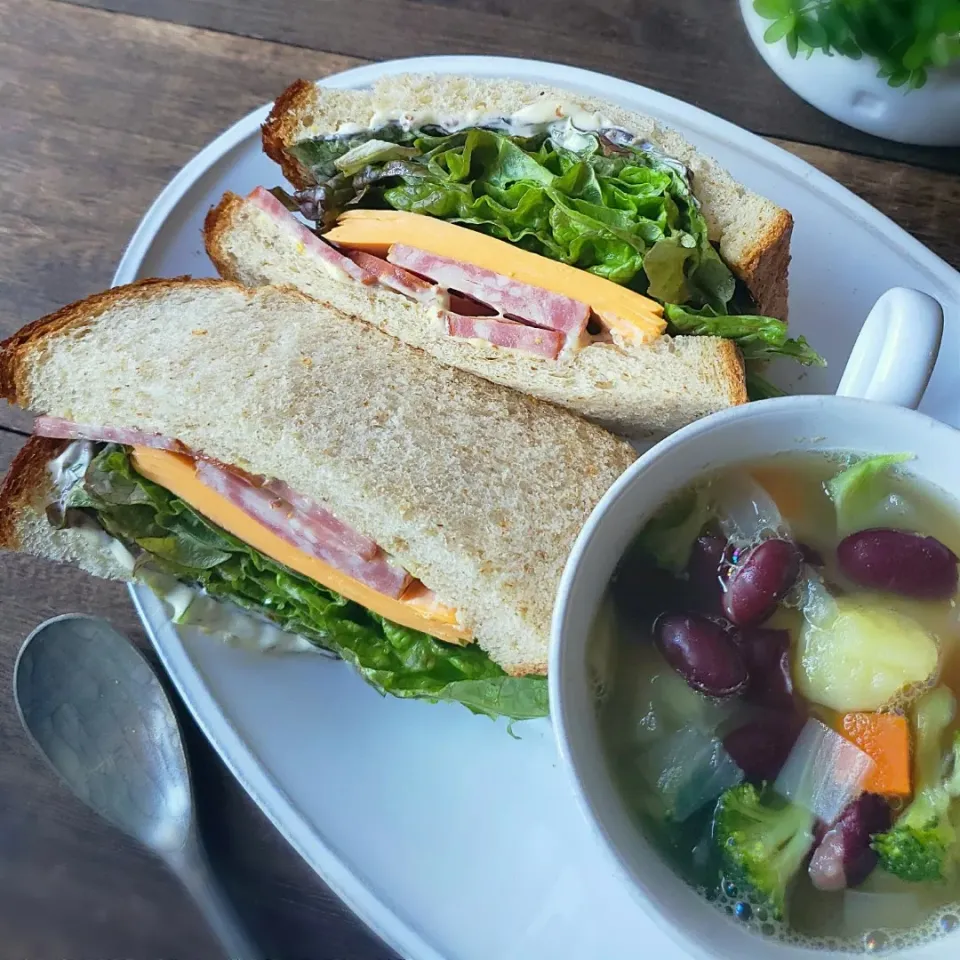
(745, 368, 787, 401)
(68, 447, 547, 720)
(663, 303, 826, 367)
(291, 126, 735, 310)
(288, 123, 821, 372)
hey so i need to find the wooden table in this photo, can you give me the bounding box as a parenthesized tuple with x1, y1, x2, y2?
(1, 1, 957, 956)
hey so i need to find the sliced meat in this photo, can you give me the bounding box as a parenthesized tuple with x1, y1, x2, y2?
(388, 244, 590, 338)
(195, 459, 411, 598)
(34, 417, 187, 451)
(34, 416, 412, 598)
(343, 250, 437, 302)
(248, 187, 375, 285)
(444, 313, 563, 359)
(447, 293, 498, 317)
(261, 477, 378, 560)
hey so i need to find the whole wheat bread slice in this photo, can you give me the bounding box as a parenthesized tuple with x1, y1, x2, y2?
(0, 279, 637, 675)
(205, 191, 747, 437)
(262, 75, 792, 321)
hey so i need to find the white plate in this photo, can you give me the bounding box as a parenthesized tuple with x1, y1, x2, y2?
(114, 56, 960, 960)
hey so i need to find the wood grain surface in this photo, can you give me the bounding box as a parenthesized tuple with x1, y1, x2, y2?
(0, 0, 958, 957)
(51, 0, 960, 174)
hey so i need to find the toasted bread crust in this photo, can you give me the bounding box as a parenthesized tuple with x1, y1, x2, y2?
(262, 79, 318, 190)
(739, 208, 793, 322)
(204, 193, 244, 279)
(0, 436, 67, 550)
(0, 277, 234, 408)
(717, 339, 749, 407)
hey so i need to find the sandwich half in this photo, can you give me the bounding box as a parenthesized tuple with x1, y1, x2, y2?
(0, 279, 636, 718)
(205, 75, 821, 437)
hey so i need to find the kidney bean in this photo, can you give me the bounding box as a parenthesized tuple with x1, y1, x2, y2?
(722, 538, 802, 626)
(837, 528, 958, 600)
(808, 794, 893, 891)
(611, 549, 687, 630)
(686, 535, 728, 615)
(723, 712, 804, 783)
(653, 613, 748, 697)
(735, 627, 795, 709)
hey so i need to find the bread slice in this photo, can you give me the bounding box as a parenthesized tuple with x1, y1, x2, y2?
(0, 279, 637, 675)
(262, 75, 792, 321)
(0, 436, 133, 581)
(205, 190, 747, 437)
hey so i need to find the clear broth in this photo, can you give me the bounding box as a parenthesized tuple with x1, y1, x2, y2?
(597, 451, 960, 952)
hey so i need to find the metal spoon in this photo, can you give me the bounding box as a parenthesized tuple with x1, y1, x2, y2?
(14, 614, 259, 959)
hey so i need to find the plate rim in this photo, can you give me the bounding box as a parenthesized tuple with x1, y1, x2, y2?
(115, 54, 959, 960)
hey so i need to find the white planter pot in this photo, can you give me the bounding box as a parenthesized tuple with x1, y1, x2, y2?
(740, 0, 960, 146)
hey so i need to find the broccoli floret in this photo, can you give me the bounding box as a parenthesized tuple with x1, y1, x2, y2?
(872, 689, 960, 883)
(714, 783, 815, 919)
(871, 788, 955, 882)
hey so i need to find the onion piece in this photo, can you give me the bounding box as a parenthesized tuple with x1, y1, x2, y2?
(798, 567, 840, 627)
(774, 718, 875, 825)
(638, 725, 744, 822)
(708, 474, 788, 547)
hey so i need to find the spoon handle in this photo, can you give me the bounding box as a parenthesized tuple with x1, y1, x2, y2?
(167, 831, 261, 960)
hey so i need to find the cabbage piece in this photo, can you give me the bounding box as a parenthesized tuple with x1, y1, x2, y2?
(795, 596, 940, 712)
(774, 719, 874, 825)
(636, 487, 712, 574)
(826, 453, 915, 536)
(615, 644, 742, 747)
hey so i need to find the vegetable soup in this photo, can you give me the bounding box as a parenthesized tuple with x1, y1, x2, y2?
(596, 452, 960, 951)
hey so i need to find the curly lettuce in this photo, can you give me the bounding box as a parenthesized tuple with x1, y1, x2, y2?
(59, 446, 548, 721)
(286, 123, 823, 374)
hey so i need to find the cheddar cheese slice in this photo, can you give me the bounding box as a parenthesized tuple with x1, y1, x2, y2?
(325, 210, 667, 345)
(129, 447, 471, 645)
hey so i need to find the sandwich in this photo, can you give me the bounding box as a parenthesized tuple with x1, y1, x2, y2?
(0, 279, 637, 719)
(204, 74, 822, 437)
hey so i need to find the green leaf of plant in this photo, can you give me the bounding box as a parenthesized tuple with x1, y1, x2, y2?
(754, 0, 791, 20)
(796, 16, 829, 49)
(764, 13, 796, 44)
(786, 28, 800, 57)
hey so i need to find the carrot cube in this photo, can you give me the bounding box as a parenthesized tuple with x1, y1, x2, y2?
(840, 712, 911, 797)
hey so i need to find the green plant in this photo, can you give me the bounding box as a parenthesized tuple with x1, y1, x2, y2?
(753, 0, 960, 89)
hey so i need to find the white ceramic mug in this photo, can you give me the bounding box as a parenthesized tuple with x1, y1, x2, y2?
(549, 288, 951, 959)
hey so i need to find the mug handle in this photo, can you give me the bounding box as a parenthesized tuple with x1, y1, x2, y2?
(836, 287, 943, 409)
